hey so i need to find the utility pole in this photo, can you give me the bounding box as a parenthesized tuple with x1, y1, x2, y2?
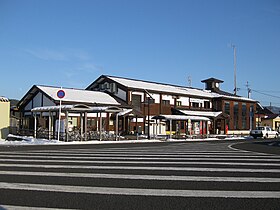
(231, 44, 237, 95)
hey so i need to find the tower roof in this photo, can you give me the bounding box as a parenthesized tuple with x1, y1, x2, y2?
(201, 78, 224, 84)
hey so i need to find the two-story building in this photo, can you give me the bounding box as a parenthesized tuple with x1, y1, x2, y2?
(87, 75, 257, 137)
(17, 75, 257, 140)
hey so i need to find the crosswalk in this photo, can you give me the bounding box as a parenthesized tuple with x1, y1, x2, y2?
(0, 142, 280, 209)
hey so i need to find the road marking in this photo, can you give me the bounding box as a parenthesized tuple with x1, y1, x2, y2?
(0, 154, 279, 162)
(0, 163, 279, 173)
(0, 153, 277, 159)
(0, 170, 279, 183)
(1, 158, 279, 166)
(1, 182, 280, 198)
(0, 205, 68, 210)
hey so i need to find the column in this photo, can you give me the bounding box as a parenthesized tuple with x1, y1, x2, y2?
(65, 111, 69, 142)
(84, 112, 88, 141)
(34, 113, 37, 138)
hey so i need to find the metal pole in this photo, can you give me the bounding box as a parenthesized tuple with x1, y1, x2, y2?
(170, 119, 172, 139)
(48, 111, 51, 140)
(57, 99, 62, 141)
(99, 112, 102, 141)
(84, 112, 87, 141)
(34, 113, 37, 139)
(65, 111, 69, 142)
(116, 113, 119, 141)
(232, 44, 237, 95)
(148, 99, 150, 140)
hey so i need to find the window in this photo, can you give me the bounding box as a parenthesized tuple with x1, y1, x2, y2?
(234, 102, 239, 129)
(204, 101, 210, 109)
(147, 97, 155, 104)
(242, 103, 247, 129)
(192, 102, 199, 108)
(131, 94, 141, 110)
(224, 102, 230, 115)
(162, 100, 170, 106)
(176, 101, 182, 107)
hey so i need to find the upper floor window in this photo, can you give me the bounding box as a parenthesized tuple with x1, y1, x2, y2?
(162, 100, 170, 106)
(192, 102, 199, 108)
(224, 101, 230, 115)
(131, 94, 141, 110)
(204, 101, 210, 109)
(176, 101, 182, 107)
(146, 97, 155, 104)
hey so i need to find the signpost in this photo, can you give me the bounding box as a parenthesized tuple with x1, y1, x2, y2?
(57, 89, 65, 141)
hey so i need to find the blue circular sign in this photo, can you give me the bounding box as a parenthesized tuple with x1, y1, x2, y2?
(57, 90, 65, 99)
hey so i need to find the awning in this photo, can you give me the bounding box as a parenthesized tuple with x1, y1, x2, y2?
(31, 104, 122, 113)
(152, 115, 210, 121)
(118, 109, 134, 116)
(176, 109, 223, 118)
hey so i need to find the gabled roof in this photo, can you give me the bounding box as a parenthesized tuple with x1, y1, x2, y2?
(201, 77, 224, 83)
(18, 85, 120, 108)
(92, 75, 256, 102)
(102, 75, 219, 98)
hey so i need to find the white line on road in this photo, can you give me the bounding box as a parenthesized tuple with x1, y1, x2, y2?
(0, 182, 280, 198)
(0, 154, 278, 159)
(0, 155, 279, 162)
(1, 158, 279, 166)
(0, 170, 279, 183)
(0, 163, 279, 173)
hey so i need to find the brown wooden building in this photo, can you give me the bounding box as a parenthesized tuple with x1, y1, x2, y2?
(87, 75, 257, 136)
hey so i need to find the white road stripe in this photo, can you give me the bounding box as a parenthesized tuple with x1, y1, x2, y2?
(10, 151, 254, 155)
(0, 154, 278, 159)
(1, 158, 279, 166)
(0, 182, 279, 198)
(0, 163, 279, 173)
(0, 154, 279, 162)
(0, 170, 279, 183)
(0, 205, 67, 210)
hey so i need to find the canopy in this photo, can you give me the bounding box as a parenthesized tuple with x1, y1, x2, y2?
(152, 115, 210, 121)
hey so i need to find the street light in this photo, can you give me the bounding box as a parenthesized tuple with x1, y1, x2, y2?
(144, 89, 154, 140)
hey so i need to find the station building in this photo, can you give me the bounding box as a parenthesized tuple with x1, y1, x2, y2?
(18, 75, 257, 140)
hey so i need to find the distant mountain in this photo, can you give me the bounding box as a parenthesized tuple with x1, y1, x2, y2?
(9, 99, 19, 107)
(265, 106, 280, 115)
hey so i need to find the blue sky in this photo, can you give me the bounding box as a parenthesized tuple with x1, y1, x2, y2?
(0, 0, 280, 106)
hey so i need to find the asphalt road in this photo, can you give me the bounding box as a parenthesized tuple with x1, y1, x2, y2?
(0, 139, 279, 210)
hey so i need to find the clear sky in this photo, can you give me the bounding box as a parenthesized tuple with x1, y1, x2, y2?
(0, 0, 279, 106)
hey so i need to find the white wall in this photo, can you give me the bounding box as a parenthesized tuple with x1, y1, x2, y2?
(162, 95, 174, 105)
(180, 96, 189, 106)
(116, 88, 127, 101)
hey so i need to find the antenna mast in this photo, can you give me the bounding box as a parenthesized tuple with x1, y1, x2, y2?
(246, 81, 251, 98)
(231, 44, 237, 95)
(187, 76, 192, 87)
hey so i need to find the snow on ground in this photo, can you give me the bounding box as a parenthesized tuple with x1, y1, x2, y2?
(0, 134, 251, 146)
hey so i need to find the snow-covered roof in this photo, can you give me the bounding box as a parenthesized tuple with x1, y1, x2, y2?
(37, 86, 120, 106)
(32, 105, 122, 113)
(106, 76, 256, 102)
(107, 76, 217, 98)
(0, 97, 9, 102)
(153, 115, 210, 121)
(178, 109, 223, 118)
(118, 109, 133, 116)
